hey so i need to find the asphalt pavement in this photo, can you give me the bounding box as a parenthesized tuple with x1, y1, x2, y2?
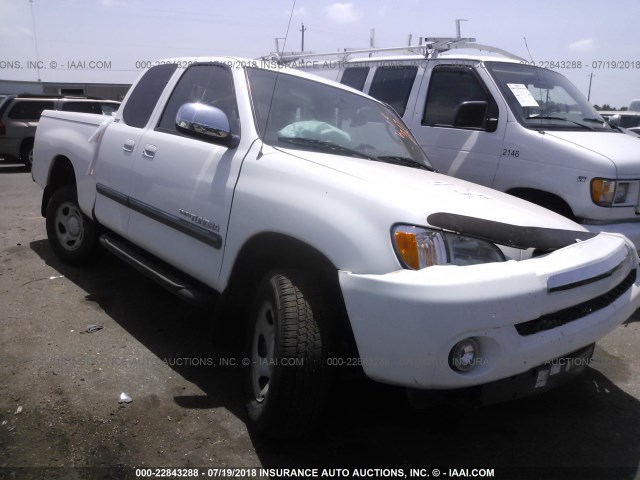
(1, 158, 639, 480)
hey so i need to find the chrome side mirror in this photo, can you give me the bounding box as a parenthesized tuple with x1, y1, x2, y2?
(176, 103, 231, 140)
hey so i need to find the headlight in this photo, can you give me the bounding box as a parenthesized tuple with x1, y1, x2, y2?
(392, 225, 505, 270)
(591, 178, 631, 206)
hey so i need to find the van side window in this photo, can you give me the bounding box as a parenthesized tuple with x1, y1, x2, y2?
(368, 66, 418, 117)
(123, 63, 178, 128)
(340, 67, 369, 91)
(422, 66, 498, 132)
(157, 64, 239, 138)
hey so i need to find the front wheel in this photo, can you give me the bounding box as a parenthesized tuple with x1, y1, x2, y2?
(45, 185, 100, 266)
(246, 271, 334, 438)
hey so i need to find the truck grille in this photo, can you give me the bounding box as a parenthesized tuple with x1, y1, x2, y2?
(515, 269, 637, 336)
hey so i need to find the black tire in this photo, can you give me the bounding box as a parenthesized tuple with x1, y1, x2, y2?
(45, 185, 100, 266)
(20, 139, 34, 170)
(246, 271, 333, 438)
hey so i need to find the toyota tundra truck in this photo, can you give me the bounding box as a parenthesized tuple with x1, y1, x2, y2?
(32, 58, 640, 438)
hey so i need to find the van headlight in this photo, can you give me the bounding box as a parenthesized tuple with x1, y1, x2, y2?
(392, 225, 505, 270)
(591, 178, 633, 206)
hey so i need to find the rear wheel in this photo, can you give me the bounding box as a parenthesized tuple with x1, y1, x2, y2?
(246, 270, 333, 438)
(45, 185, 99, 266)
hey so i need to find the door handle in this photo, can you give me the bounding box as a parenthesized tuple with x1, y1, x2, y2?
(142, 145, 157, 159)
(123, 140, 135, 153)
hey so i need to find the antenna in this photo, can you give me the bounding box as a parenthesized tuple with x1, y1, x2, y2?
(259, 0, 297, 159)
(523, 37, 534, 62)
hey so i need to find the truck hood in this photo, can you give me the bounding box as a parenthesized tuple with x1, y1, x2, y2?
(278, 147, 585, 234)
(545, 131, 640, 177)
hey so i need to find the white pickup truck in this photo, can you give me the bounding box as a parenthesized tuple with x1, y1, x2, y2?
(32, 58, 640, 438)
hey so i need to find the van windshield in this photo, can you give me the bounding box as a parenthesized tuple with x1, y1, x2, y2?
(246, 67, 432, 171)
(485, 62, 612, 132)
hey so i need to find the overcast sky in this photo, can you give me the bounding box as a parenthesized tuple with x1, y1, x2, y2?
(0, 0, 638, 107)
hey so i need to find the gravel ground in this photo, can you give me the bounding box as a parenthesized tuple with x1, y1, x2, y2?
(1, 158, 639, 480)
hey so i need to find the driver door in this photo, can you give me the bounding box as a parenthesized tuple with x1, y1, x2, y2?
(125, 63, 243, 287)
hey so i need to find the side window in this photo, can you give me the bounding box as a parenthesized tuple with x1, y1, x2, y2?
(61, 102, 103, 114)
(123, 63, 178, 128)
(157, 64, 239, 138)
(422, 66, 498, 131)
(340, 67, 369, 91)
(368, 66, 418, 117)
(8, 101, 55, 120)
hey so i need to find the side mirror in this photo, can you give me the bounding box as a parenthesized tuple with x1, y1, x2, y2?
(607, 114, 621, 128)
(453, 101, 488, 129)
(176, 103, 237, 146)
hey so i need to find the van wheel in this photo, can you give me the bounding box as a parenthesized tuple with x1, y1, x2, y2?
(20, 140, 34, 170)
(45, 185, 99, 266)
(246, 271, 333, 438)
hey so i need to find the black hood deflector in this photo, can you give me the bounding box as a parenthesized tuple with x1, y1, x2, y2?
(427, 212, 597, 251)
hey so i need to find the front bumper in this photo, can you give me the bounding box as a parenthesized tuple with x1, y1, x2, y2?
(339, 233, 640, 390)
(584, 222, 640, 253)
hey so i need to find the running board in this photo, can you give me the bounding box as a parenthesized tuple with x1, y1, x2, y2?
(99, 233, 218, 308)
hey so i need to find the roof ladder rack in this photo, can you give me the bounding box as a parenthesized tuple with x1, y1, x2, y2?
(260, 37, 526, 64)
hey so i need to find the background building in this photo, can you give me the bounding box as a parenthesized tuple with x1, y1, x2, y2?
(0, 80, 130, 101)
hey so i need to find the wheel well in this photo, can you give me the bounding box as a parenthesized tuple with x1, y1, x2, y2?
(222, 233, 358, 356)
(41, 156, 76, 217)
(507, 188, 575, 219)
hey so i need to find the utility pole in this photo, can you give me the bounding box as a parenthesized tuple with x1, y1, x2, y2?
(300, 23, 307, 52)
(587, 72, 594, 102)
(29, 0, 41, 82)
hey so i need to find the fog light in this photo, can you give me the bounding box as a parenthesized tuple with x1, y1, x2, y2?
(449, 338, 480, 372)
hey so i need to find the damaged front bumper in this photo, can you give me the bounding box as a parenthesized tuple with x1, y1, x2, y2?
(338, 232, 640, 390)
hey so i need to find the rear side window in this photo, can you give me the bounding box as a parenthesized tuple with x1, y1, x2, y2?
(368, 66, 418, 117)
(8, 101, 55, 120)
(340, 67, 369, 91)
(61, 102, 103, 114)
(123, 63, 178, 128)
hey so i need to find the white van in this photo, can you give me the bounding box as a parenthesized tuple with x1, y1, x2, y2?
(286, 39, 640, 249)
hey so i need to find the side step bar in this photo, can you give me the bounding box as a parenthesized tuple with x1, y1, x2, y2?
(99, 233, 218, 308)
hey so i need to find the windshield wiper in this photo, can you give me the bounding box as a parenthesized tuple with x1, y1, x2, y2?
(525, 115, 593, 130)
(376, 155, 433, 171)
(582, 118, 606, 125)
(278, 137, 375, 160)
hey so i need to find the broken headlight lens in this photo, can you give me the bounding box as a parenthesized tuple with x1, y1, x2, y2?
(392, 225, 505, 270)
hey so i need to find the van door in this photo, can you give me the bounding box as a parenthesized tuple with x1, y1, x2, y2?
(408, 62, 507, 187)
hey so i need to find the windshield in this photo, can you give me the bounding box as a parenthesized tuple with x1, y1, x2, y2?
(485, 62, 612, 132)
(246, 68, 432, 170)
